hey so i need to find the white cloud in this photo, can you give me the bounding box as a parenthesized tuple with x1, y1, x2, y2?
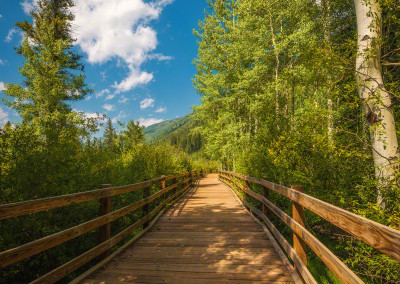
(118, 96, 129, 104)
(113, 67, 153, 93)
(112, 111, 127, 123)
(105, 93, 116, 100)
(73, 109, 107, 122)
(103, 104, 114, 112)
(0, 59, 5, 65)
(96, 89, 110, 99)
(0, 107, 9, 124)
(85, 95, 92, 101)
(147, 54, 173, 61)
(5, 29, 17, 42)
(71, 0, 172, 92)
(0, 82, 6, 91)
(21, 0, 38, 14)
(138, 117, 163, 127)
(140, 98, 154, 109)
(0, 14, 2, 19)
(155, 107, 166, 113)
(21, 0, 173, 93)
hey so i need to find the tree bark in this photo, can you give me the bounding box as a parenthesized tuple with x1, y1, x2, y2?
(354, 0, 399, 206)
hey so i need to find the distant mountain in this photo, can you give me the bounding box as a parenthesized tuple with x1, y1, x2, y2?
(144, 114, 203, 154)
(144, 114, 192, 142)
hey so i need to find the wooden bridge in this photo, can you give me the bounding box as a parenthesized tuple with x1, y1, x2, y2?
(1, 170, 399, 283)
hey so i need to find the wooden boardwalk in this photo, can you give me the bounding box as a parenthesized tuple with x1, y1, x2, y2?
(83, 174, 294, 283)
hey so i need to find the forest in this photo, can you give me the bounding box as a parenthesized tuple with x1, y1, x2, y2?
(0, 0, 399, 283)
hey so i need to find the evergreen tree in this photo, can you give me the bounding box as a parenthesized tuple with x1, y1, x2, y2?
(103, 118, 117, 146)
(2, 0, 91, 142)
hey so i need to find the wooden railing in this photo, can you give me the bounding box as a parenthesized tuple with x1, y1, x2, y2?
(218, 170, 400, 284)
(0, 169, 209, 283)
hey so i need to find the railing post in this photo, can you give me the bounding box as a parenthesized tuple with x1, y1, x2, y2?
(172, 177, 177, 195)
(98, 184, 112, 261)
(161, 175, 166, 201)
(262, 179, 269, 218)
(244, 177, 251, 204)
(292, 185, 307, 272)
(143, 180, 150, 228)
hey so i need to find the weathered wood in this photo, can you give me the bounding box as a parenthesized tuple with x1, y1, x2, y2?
(229, 183, 364, 284)
(0, 177, 164, 220)
(142, 180, 151, 229)
(32, 181, 193, 284)
(82, 174, 294, 284)
(247, 204, 316, 284)
(291, 185, 307, 272)
(70, 209, 166, 284)
(262, 180, 269, 218)
(98, 184, 112, 261)
(220, 171, 400, 264)
(161, 175, 166, 201)
(0, 183, 179, 268)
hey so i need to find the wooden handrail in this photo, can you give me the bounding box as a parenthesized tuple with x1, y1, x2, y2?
(219, 170, 400, 284)
(0, 170, 208, 284)
(220, 170, 400, 262)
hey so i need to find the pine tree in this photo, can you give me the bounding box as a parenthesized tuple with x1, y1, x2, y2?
(2, 0, 91, 141)
(103, 118, 117, 147)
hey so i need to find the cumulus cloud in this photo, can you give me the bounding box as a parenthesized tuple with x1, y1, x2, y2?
(85, 95, 92, 101)
(0, 59, 5, 65)
(0, 107, 9, 124)
(72, 0, 173, 92)
(103, 104, 114, 112)
(21, 0, 173, 93)
(155, 107, 166, 113)
(0, 82, 6, 91)
(140, 98, 155, 109)
(138, 117, 163, 127)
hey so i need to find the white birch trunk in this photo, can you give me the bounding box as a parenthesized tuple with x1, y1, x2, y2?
(354, 0, 399, 206)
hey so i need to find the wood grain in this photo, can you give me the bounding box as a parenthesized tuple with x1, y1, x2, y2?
(82, 174, 294, 284)
(220, 171, 400, 263)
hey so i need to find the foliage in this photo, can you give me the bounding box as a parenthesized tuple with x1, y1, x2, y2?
(193, 0, 400, 282)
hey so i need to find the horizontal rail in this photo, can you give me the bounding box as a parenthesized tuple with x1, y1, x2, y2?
(219, 173, 363, 284)
(0, 178, 190, 268)
(32, 182, 192, 284)
(220, 170, 400, 263)
(0, 177, 165, 220)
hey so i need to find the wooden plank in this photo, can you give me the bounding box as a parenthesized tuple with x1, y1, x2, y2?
(236, 184, 364, 284)
(248, 204, 316, 284)
(220, 171, 400, 263)
(0, 182, 179, 268)
(33, 182, 193, 284)
(98, 184, 112, 260)
(0, 177, 165, 220)
(291, 185, 307, 271)
(226, 180, 304, 284)
(83, 174, 294, 283)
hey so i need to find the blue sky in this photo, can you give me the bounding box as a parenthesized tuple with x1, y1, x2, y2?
(0, 0, 208, 128)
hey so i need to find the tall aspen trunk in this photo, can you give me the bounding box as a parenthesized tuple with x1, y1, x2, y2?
(354, 0, 399, 206)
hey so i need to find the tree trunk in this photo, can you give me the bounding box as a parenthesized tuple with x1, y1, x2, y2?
(354, 0, 399, 206)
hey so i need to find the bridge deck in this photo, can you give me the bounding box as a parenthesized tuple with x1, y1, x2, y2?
(83, 174, 294, 283)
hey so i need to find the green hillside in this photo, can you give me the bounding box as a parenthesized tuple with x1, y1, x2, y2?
(144, 114, 203, 154)
(144, 114, 192, 142)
